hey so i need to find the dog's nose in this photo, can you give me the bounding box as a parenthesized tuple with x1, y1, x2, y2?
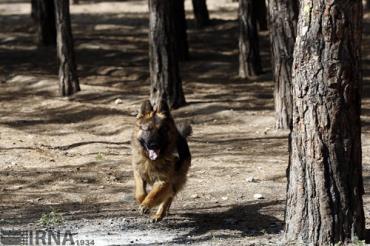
(147, 141, 159, 150)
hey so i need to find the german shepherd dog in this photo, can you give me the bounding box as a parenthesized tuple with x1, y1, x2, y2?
(131, 99, 191, 222)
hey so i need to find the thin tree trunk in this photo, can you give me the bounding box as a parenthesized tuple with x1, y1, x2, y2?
(54, 0, 80, 96)
(254, 0, 268, 31)
(174, 0, 189, 61)
(238, 0, 262, 78)
(149, 0, 186, 109)
(192, 0, 210, 28)
(36, 0, 56, 46)
(285, 0, 365, 244)
(268, 0, 298, 129)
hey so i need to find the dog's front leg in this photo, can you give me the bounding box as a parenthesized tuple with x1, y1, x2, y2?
(134, 170, 147, 204)
(139, 181, 171, 215)
(150, 196, 173, 223)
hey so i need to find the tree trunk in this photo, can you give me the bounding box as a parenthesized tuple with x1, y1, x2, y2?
(174, 0, 189, 61)
(36, 0, 56, 46)
(254, 0, 268, 31)
(238, 0, 262, 78)
(148, 0, 186, 109)
(192, 0, 210, 28)
(285, 0, 365, 245)
(268, 0, 298, 129)
(31, 0, 38, 21)
(54, 0, 80, 96)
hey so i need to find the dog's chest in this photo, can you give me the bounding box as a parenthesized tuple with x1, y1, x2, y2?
(138, 156, 177, 184)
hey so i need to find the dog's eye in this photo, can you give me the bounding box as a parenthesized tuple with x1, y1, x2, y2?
(158, 125, 168, 133)
(138, 138, 146, 147)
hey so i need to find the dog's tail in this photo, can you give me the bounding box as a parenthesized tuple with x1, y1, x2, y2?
(176, 121, 192, 139)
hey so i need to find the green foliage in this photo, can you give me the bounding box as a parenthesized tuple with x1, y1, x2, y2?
(334, 237, 366, 246)
(352, 239, 365, 246)
(37, 210, 63, 226)
(96, 152, 104, 160)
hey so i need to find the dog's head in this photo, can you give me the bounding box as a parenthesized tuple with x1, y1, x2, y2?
(134, 99, 174, 160)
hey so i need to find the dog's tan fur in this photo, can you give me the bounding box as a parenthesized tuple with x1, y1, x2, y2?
(131, 100, 191, 222)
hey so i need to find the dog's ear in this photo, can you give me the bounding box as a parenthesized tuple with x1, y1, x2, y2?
(137, 100, 153, 118)
(155, 99, 170, 118)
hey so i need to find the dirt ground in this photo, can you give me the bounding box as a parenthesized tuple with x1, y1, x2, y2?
(0, 1, 370, 245)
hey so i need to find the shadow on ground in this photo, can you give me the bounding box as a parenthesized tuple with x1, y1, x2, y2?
(171, 201, 283, 243)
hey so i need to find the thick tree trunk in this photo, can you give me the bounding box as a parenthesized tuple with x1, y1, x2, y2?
(268, 0, 298, 129)
(192, 0, 210, 28)
(254, 0, 268, 31)
(285, 0, 365, 245)
(36, 0, 56, 46)
(238, 0, 262, 78)
(174, 0, 189, 61)
(148, 0, 186, 109)
(31, 0, 38, 21)
(54, 0, 80, 96)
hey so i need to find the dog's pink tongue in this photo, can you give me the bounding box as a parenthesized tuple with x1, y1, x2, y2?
(148, 149, 158, 160)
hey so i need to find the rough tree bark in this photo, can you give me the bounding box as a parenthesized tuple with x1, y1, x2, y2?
(174, 0, 189, 61)
(54, 0, 80, 96)
(254, 0, 268, 31)
(192, 0, 210, 28)
(285, 0, 365, 245)
(148, 0, 186, 109)
(35, 0, 56, 46)
(268, 0, 298, 129)
(238, 0, 262, 78)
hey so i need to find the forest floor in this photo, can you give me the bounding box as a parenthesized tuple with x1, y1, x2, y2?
(1, 0, 370, 245)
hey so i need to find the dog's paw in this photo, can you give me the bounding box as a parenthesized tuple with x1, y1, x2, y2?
(150, 214, 163, 223)
(135, 194, 146, 204)
(139, 204, 150, 215)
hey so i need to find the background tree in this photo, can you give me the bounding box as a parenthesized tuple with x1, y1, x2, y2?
(285, 0, 365, 244)
(54, 0, 80, 96)
(174, 0, 190, 61)
(254, 0, 268, 31)
(31, 0, 38, 21)
(238, 0, 262, 78)
(192, 0, 210, 28)
(268, 0, 298, 129)
(35, 0, 56, 46)
(148, 0, 186, 108)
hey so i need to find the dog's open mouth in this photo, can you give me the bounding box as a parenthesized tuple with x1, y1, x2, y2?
(147, 149, 160, 160)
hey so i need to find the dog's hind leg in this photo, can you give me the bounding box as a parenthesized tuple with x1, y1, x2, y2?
(150, 197, 173, 223)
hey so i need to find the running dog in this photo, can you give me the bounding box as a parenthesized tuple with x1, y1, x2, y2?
(131, 99, 191, 222)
